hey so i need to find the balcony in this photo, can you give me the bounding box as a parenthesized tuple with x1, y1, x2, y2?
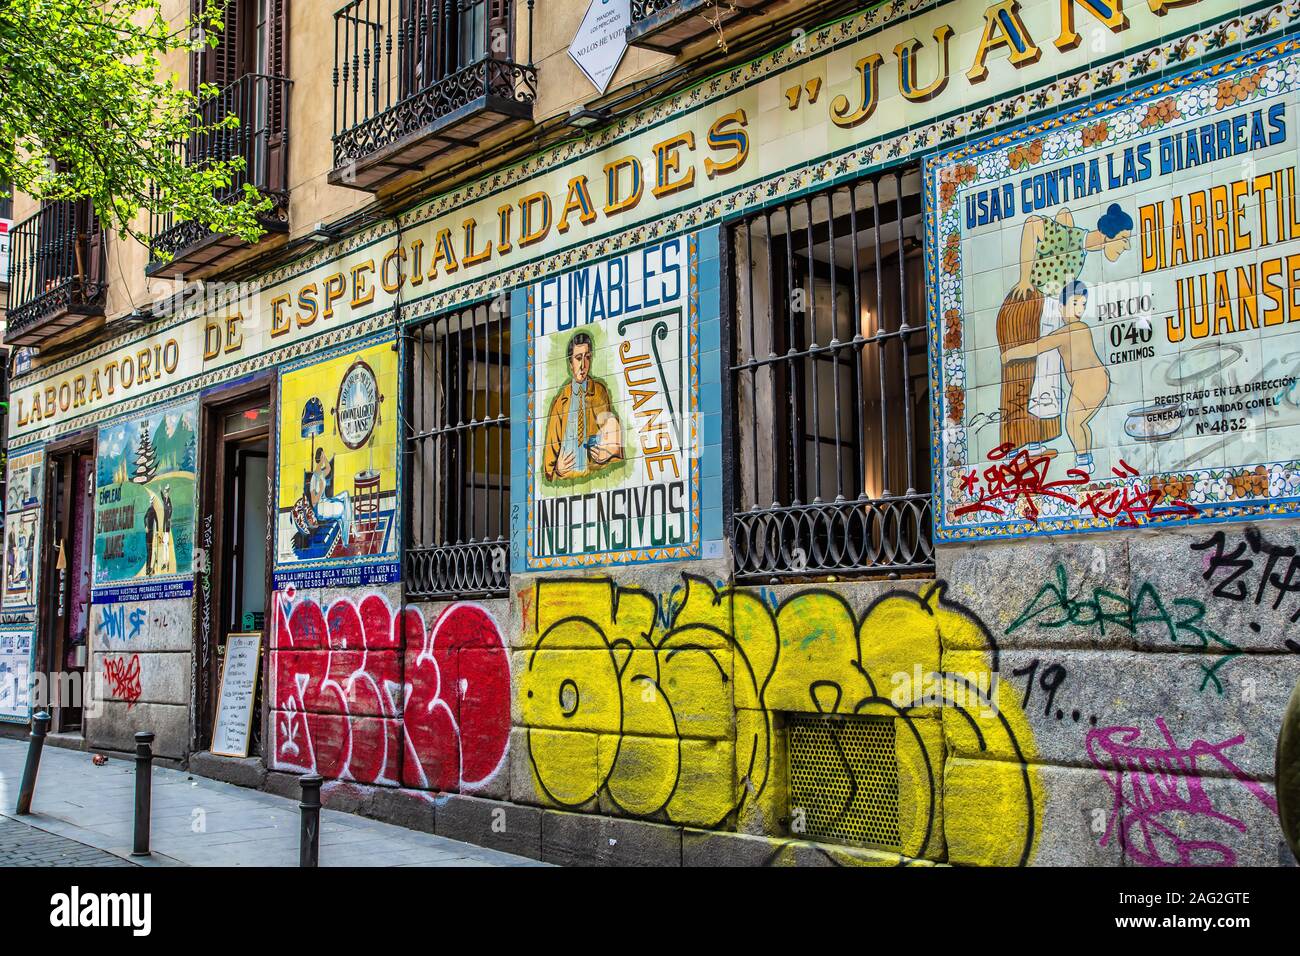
(4, 200, 107, 349)
(626, 0, 774, 52)
(330, 0, 537, 192)
(147, 73, 292, 277)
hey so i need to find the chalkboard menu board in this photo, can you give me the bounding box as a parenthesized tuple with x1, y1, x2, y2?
(210, 632, 262, 758)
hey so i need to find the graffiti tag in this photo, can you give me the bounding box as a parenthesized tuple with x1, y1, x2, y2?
(1006, 564, 1239, 693)
(1086, 717, 1277, 866)
(1193, 528, 1300, 653)
(957, 444, 1196, 526)
(102, 654, 142, 708)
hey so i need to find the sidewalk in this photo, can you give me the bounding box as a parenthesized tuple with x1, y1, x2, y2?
(0, 738, 542, 867)
(0, 816, 132, 867)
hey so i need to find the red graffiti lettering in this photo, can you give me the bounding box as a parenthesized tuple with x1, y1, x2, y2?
(957, 445, 1197, 526)
(269, 593, 510, 793)
(102, 654, 142, 709)
(402, 603, 511, 791)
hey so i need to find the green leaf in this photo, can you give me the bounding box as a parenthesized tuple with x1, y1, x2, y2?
(0, 0, 272, 257)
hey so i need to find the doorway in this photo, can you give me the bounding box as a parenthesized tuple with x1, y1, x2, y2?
(196, 390, 272, 754)
(40, 439, 96, 734)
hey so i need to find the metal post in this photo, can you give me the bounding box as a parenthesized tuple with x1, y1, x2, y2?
(15, 711, 51, 815)
(131, 731, 155, 857)
(299, 774, 323, 867)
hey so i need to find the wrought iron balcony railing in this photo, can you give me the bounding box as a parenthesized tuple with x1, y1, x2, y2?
(4, 199, 107, 348)
(331, 0, 537, 190)
(147, 72, 292, 275)
(627, 0, 773, 52)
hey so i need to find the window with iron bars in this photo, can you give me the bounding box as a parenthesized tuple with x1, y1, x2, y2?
(406, 301, 511, 597)
(727, 166, 932, 580)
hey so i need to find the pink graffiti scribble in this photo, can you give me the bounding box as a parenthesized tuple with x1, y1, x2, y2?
(103, 654, 142, 709)
(1085, 717, 1277, 866)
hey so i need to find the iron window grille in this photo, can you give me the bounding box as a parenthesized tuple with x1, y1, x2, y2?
(407, 301, 511, 598)
(727, 166, 933, 580)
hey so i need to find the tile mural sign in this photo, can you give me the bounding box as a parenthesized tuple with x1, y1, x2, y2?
(3, 447, 43, 610)
(526, 234, 700, 567)
(273, 335, 400, 589)
(929, 48, 1300, 540)
(93, 400, 198, 602)
(0, 628, 34, 722)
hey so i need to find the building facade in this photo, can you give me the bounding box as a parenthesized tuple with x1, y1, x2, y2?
(3, 0, 1300, 866)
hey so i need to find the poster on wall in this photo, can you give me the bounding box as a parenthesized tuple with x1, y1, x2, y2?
(930, 48, 1300, 540)
(3, 447, 43, 610)
(0, 628, 33, 723)
(526, 234, 700, 568)
(274, 335, 400, 589)
(93, 400, 198, 602)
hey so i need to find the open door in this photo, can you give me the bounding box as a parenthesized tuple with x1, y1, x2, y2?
(40, 441, 95, 734)
(196, 391, 272, 754)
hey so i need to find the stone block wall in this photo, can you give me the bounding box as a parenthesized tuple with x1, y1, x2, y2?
(252, 518, 1300, 866)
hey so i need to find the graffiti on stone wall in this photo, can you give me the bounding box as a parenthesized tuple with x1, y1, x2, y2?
(271, 591, 404, 785)
(519, 575, 1043, 865)
(1086, 716, 1279, 867)
(1195, 527, 1300, 654)
(1005, 563, 1241, 693)
(403, 603, 510, 791)
(951, 538, 1293, 867)
(269, 591, 510, 792)
(94, 604, 149, 643)
(102, 654, 142, 708)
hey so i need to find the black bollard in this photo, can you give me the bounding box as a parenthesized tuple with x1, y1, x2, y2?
(131, 731, 155, 857)
(299, 774, 323, 868)
(15, 711, 51, 815)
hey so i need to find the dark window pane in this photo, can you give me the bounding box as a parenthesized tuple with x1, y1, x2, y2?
(407, 301, 511, 597)
(729, 166, 933, 579)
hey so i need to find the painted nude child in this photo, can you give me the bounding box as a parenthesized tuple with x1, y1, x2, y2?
(1001, 280, 1109, 474)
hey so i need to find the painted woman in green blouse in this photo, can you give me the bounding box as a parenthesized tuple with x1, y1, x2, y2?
(995, 202, 1133, 457)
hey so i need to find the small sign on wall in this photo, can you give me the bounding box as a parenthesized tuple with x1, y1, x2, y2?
(210, 632, 262, 759)
(569, 0, 630, 95)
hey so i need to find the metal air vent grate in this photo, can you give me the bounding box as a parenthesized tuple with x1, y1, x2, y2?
(787, 713, 900, 849)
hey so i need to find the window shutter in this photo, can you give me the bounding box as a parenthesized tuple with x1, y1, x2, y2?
(76, 199, 104, 289)
(194, 0, 242, 90)
(266, 0, 288, 193)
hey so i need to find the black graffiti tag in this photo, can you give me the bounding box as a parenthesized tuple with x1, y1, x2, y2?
(1192, 528, 1300, 653)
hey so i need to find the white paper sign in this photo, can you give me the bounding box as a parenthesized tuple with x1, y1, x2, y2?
(569, 0, 630, 95)
(210, 632, 262, 758)
(0, 219, 10, 282)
